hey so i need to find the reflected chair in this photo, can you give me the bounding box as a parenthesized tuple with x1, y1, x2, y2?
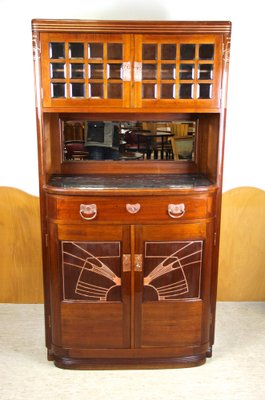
(64, 141, 89, 160)
(169, 136, 194, 161)
(124, 129, 150, 157)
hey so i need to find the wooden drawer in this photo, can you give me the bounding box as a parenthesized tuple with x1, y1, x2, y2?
(47, 193, 215, 224)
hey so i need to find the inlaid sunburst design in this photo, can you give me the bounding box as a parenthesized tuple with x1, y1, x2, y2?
(62, 241, 121, 302)
(143, 241, 203, 301)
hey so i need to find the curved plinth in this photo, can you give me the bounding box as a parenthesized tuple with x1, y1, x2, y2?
(53, 354, 207, 370)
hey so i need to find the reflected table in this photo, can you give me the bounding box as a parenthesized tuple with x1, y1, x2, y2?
(118, 151, 144, 160)
(136, 132, 174, 159)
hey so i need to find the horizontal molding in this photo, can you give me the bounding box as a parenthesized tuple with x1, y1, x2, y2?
(32, 19, 231, 34)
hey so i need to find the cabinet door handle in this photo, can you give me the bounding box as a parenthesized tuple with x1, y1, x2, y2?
(134, 62, 142, 82)
(123, 254, 131, 272)
(79, 204, 97, 220)
(126, 203, 141, 214)
(134, 254, 143, 271)
(168, 203, 185, 219)
(122, 62, 131, 81)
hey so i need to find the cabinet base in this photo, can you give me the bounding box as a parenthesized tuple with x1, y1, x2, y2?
(52, 354, 207, 370)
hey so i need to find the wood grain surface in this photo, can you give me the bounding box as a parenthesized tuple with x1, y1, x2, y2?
(0, 186, 264, 302)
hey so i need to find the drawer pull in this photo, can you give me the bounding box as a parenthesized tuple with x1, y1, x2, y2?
(126, 203, 141, 214)
(168, 203, 185, 219)
(79, 204, 97, 220)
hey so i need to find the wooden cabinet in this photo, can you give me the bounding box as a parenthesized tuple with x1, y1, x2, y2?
(46, 191, 215, 367)
(32, 20, 231, 369)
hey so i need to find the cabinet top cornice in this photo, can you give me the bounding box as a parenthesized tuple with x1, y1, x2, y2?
(32, 19, 231, 34)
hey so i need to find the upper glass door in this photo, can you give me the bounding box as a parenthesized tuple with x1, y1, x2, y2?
(133, 34, 222, 109)
(40, 32, 222, 110)
(41, 33, 131, 108)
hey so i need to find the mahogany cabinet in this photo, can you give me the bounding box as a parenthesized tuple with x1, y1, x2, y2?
(32, 20, 231, 369)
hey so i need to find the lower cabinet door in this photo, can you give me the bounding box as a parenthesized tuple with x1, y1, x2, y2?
(47, 220, 213, 356)
(48, 223, 131, 350)
(134, 222, 214, 350)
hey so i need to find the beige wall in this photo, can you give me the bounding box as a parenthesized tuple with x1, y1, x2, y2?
(217, 187, 265, 300)
(0, 186, 264, 303)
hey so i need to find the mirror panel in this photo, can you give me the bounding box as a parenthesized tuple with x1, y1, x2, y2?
(62, 120, 196, 162)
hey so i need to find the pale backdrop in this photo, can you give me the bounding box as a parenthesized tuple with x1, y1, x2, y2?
(0, 0, 264, 194)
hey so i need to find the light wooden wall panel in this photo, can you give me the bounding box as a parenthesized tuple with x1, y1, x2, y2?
(217, 187, 265, 301)
(0, 186, 264, 302)
(0, 187, 43, 303)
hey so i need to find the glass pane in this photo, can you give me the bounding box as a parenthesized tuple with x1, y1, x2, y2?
(179, 64, 194, 80)
(69, 43, 84, 58)
(70, 63, 85, 79)
(89, 83, 103, 98)
(179, 84, 194, 99)
(108, 83, 122, 98)
(161, 44, 176, 60)
(198, 83, 212, 99)
(180, 44, 195, 60)
(51, 83, 65, 98)
(161, 64, 175, 80)
(199, 44, 214, 60)
(62, 119, 197, 162)
(142, 83, 157, 99)
(108, 64, 122, 79)
(89, 63, 104, 79)
(108, 43, 123, 60)
(88, 43, 103, 59)
(142, 64, 157, 80)
(49, 42, 65, 59)
(70, 83, 85, 97)
(142, 44, 157, 60)
(198, 64, 213, 80)
(161, 84, 175, 99)
(50, 63, 65, 79)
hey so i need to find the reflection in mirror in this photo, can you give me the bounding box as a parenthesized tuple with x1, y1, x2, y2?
(49, 42, 65, 59)
(50, 63, 65, 79)
(69, 43, 84, 58)
(88, 43, 103, 59)
(62, 120, 196, 162)
(70, 63, 85, 79)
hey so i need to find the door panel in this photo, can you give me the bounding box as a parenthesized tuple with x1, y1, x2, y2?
(142, 240, 203, 301)
(134, 34, 222, 109)
(134, 223, 213, 348)
(40, 32, 132, 108)
(61, 240, 122, 302)
(141, 300, 202, 347)
(48, 223, 131, 349)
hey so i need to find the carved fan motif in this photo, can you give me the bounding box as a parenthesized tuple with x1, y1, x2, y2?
(62, 241, 121, 302)
(143, 241, 203, 301)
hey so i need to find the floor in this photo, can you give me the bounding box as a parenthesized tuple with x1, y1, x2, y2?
(0, 302, 264, 400)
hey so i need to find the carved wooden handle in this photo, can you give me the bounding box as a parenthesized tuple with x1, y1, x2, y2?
(126, 203, 141, 214)
(168, 203, 185, 219)
(79, 204, 97, 220)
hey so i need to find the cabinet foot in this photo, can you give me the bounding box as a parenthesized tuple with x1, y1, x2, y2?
(206, 346, 212, 358)
(53, 354, 207, 370)
(47, 349, 54, 361)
